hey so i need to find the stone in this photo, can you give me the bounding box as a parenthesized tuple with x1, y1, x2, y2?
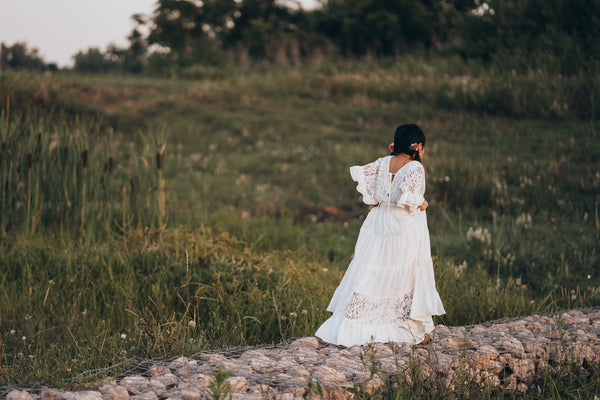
(172, 356, 189, 365)
(129, 392, 158, 400)
(59, 392, 104, 400)
(290, 337, 319, 349)
(471, 345, 500, 370)
(227, 376, 246, 392)
(309, 365, 346, 384)
(98, 380, 130, 399)
(120, 376, 150, 394)
(148, 365, 171, 377)
(152, 372, 179, 388)
(40, 389, 60, 399)
(7, 391, 35, 400)
(179, 387, 203, 400)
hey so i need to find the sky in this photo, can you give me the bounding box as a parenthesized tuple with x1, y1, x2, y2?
(0, 0, 319, 68)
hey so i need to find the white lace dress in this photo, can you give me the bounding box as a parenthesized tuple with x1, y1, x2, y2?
(315, 156, 445, 347)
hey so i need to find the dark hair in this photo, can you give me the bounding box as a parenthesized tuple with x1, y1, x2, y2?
(390, 123, 426, 162)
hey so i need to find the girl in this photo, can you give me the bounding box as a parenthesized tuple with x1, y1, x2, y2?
(315, 124, 445, 347)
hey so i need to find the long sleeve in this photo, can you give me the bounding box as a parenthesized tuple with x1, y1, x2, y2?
(349, 158, 381, 205)
(397, 163, 425, 211)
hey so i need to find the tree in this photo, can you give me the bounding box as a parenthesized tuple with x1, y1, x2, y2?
(1, 42, 47, 71)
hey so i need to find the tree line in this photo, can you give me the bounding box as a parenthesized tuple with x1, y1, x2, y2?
(3, 0, 599, 76)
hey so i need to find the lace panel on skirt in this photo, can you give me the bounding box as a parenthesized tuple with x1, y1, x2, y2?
(344, 290, 414, 326)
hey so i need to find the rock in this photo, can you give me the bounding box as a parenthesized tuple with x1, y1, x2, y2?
(98, 380, 130, 399)
(120, 376, 150, 394)
(179, 387, 204, 400)
(152, 372, 179, 388)
(148, 365, 171, 377)
(7, 391, 35, 400)
(40, 389, 60, 399)
(227, 376, 246, 392)
(471, 345, 500, 370)
(309, 365, 346, 384)
(172, 356, 189, 365)
(197, 353, 226, 363)
(129, 392, 158, 400)
(59, 392, 104, 400)
(290, 337, 319, 349)
(493, 337, 525, 356)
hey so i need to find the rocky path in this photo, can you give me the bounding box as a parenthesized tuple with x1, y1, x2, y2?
(6, 308, 600, 400)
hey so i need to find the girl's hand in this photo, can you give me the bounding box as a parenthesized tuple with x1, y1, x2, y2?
(418, 200, 428, 211)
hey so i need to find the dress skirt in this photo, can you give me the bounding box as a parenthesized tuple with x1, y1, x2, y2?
(315, 204, 445, 347)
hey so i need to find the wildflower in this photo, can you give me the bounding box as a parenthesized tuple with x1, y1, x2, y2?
(22, 336, 26, 341)
(48, 279, 55, 286)
(301, 309, 307, 315)
(82, 309, 87, 315)
(454, 261, 467, 276)
(466, 227, 491, 245)
(188, 320, 196, 328)
(588, 275, 592, 279)
(25, 314, 31, 321)
(190, 338, 195, 343)
(322, 268, 329, 272)
(120, 333, 127, 340)
(290, 312, 298, 319)
(281, 315, 287, 321)
(10, 329, 15, 335)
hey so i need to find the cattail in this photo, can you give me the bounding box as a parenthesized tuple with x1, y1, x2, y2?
(108, 157, 114, 173)
(5, 96, 9, 129)
(82, 149, 88, 168)
(156, 151, 162, 170)
(103, 162, 108, 173)
(27, 152, 32, 168)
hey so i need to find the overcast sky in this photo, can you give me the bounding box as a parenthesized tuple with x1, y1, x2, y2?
(0, 0, 318, 67)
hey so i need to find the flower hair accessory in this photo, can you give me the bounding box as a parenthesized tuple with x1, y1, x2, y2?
(389, 142, 394, 152)
(410, 143, 422, 151)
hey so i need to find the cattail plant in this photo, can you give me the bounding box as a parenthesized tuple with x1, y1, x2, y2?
(156, 144, 166, 228)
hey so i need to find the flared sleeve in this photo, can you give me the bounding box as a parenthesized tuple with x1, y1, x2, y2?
(397, 162, 425, 211)
(349, 158, 381, 205)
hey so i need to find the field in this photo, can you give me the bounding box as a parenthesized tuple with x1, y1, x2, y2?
(0, 57, 599, 397)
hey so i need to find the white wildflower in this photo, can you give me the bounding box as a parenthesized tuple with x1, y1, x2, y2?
(290, 312, 298, 319)
(10, 329, 15, 335)
(25, 314, 31, 321)
(301, 309, 307, 315)
(588, 275, 592, 279)
(454, 261, 467, 276)
(467, 226, 491, 244)
(22, 336, 26, 341)
(120, 333, 127, 340)
(188, 320, 196, 328)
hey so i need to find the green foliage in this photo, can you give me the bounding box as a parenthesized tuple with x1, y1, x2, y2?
(0, 42, 54, 72)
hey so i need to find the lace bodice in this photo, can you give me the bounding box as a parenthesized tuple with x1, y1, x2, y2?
(350, 157, 425, 210)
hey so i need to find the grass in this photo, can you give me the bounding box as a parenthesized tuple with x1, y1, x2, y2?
(0, 55, 599, 393)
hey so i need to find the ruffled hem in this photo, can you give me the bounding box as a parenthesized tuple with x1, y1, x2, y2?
(397, 190, 424, 211)
(315, 313, 435, 347)
(350, 165, 377, 205)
